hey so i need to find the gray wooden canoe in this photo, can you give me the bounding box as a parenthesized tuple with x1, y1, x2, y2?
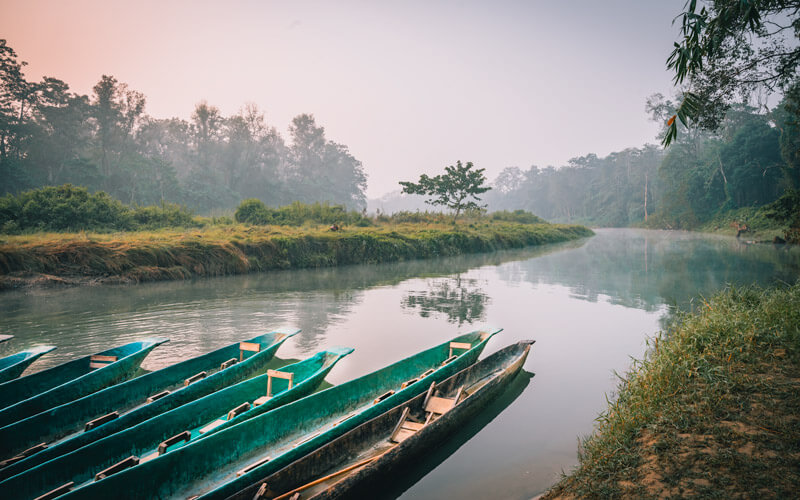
(227, 340, 535, 500)
(0, 347, 352, 500)
(0, 335, 13, 344)
(49, 328, 500, 500)
(0, 338, 168, 427)
(0, 345, 56, 384)
(0, 330, 298, 478)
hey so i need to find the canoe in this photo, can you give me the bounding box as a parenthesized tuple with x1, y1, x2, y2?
(0, 347, 353, 499)
(0, 330, 298, 478)
(0, 345, 56, 384)
(0, 338, 168, 427)
(228, 340, 535, 500)
(53, 328, 500, 500)
(0, 335, 13, 343)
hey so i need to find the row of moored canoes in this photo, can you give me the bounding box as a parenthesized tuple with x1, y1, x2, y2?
(0, 327, 533, 499)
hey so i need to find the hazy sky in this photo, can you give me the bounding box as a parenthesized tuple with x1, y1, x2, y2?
(2, 0, 684, 197)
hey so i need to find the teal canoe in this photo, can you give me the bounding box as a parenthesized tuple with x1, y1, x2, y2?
(230, 340, 535, 500)
(0, 330, 298, 477)
(1, 348, 353, 500)
(0, 338, 168, 427)
(0, 345, 56, 384)
(53, 328, 500, 500)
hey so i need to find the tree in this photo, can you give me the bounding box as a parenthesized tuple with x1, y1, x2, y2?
(664, 1, 800, 145)
(399, 160, 491, 223)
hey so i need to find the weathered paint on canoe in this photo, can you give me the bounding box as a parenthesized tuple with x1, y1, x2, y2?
(59, 328, 500, 500)
(0, 347, 353, 500)
(0, 345, 56, 384)
(0, 338, 168, 427)
(232, 340, 535, 500)
(0, 330, 299, 479)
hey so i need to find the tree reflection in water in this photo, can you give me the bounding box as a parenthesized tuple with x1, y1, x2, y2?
(401, 274, 490, 325)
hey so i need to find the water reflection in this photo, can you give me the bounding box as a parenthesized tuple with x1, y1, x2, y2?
(401, 274, 490, 325)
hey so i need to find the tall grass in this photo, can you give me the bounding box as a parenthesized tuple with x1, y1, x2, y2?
(0, 222, 592, 285)
(543, 284, 800, 499)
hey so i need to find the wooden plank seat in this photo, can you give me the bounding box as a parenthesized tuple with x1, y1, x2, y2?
(184, 371, 207, 386)
(33, 481, 74, 500)
(389, 407, 425, 443)
(227, 402, 251, 420)
(146, 390, 170, 403)
(158, 430, 191, 455)
(440, 354, 458, 366)
(0, 442, 47, 468)
(219, 357, 238, 370)
(424, 386, 464, 424)
(266, 369, 294, 398)
(253, 396, 270, 406)
(448, 341, 471, 357)
(94, 455, 139, 481)
(236, 455, 270, 477)
(420, 367, 435, 378)
(292, 431, 321, 448)
(239, 341, 261, 361)
(400, 377, 419, 389)
(89, 354, 117, 370)
(85, 411, 119, 431)
(373, 390, 395, 404)
(198, 418, 227, 435)
(332, 412, 357, 427)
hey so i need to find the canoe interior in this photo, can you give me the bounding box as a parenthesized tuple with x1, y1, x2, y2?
(0, 347, 351, 500)
(230, 340, 534, 500)
(0, 339, 166, 411)
(0, 345, 56, 384)
(0, 338, 168, 428)
(57, 329, 500, 500)
(0, 330, 298, 481)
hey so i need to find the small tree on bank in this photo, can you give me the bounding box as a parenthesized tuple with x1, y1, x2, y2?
(399, 160, 491, 223)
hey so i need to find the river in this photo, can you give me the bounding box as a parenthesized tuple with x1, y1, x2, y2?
(1, 229, 798, 498)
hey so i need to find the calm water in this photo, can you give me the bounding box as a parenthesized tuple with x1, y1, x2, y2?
(1, 229, 798, 498)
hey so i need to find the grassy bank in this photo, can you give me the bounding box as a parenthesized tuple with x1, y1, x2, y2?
(0, 222, 592, 289)
(543, 284, 800, 499)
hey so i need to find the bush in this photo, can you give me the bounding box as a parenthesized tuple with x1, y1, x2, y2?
(234, 199, 371, 227)
(0, 185, 201, 233)
(489, 209, 546, 224)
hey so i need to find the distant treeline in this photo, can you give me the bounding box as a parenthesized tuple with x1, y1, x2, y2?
(0, 40, 367, 213)
(485, 91, 799, 231)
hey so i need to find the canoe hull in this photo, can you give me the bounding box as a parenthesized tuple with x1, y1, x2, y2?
(56, 329, 500, 500)
(0, 346, 56, 384)
(227, 340, 534, 500)
(0, 330, 298, 479)
(0, 339, 168, 428)
(0, 348, 352, 500)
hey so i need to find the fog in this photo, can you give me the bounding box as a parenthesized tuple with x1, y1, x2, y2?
(1, 0, 685, 199)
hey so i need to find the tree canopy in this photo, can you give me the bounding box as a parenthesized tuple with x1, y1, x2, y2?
(664, 0, 800, 145)
(399, 160, 491, 223)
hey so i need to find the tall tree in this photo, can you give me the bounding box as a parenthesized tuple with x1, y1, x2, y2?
(400, 160, 491, 223)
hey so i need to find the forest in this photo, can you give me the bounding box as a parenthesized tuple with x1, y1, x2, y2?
(2, 36, 798, 237)
(0, 40, 367, 213)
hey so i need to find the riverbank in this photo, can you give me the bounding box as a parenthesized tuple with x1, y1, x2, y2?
(542, 284, 800, 499)
(0, 222, 592, 289)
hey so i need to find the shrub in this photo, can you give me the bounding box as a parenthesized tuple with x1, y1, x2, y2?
(132, 203, 198, 229)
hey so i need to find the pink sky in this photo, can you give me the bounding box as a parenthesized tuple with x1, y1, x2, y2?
(1, 0, 684, 197)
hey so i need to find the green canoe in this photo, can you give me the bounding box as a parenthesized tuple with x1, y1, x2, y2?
(231, 340, 535, 500)
(1, 348, 353, 500)
(0, 338, 168, 427)
(54, 328, 500, 500)
(0, 345, 56, 384)
(0, 330, 298, 478)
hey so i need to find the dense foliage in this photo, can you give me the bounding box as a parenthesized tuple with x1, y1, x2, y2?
(664, 0, 800, 145)
(0, 185, 197, 232)
(234, 199, 370, 227)
(399, 160, 491, 223)
(0, 41, 367, 213)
